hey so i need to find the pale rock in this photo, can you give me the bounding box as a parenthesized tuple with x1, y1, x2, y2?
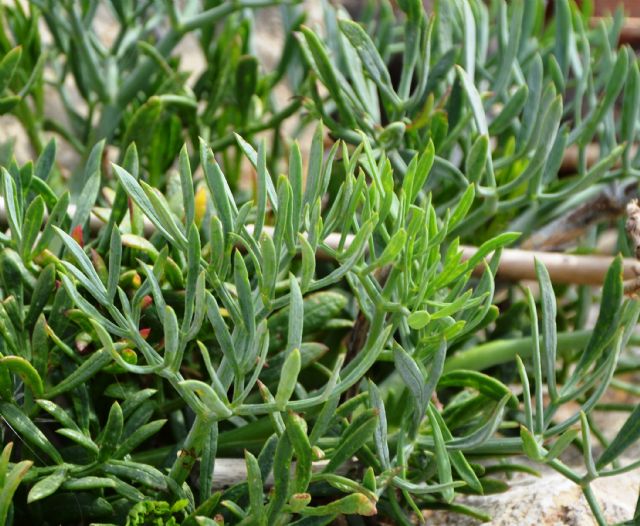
(424, 467, 639, 525)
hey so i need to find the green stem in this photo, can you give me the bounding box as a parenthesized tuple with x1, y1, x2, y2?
(598, 457, 640, 478)
(547, 458, 581, 484)
(168, 413, 216, 485)
(208, 99, 302, 151)
(15, 102, 43, 155)
(582, 484, 607, 526)
(43, 119, 84, 154)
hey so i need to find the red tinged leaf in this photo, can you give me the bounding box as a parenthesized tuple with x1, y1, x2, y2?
(141, 295, 153, 310)
(71, 225, 84, 247)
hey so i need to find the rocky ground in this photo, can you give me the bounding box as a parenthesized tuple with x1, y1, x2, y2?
(425, 469, 639, 525)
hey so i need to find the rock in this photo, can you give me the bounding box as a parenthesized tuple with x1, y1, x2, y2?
(423, 465, 639, 525)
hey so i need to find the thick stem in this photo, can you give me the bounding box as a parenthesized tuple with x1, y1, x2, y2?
(443, 330, 593, 373)
(582, 484, 608, 526)
(168, 413, 216, 485)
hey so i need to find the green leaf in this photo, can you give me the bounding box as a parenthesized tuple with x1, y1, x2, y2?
(339, 19, 401, 107)
(298, 28, 355, 127)
(20, 195, 45, 260)
(276, 348, 301, 411)
(98, 402, 123, 462)
(394, 345, 429, 433)
(236, 55, 258, 114)
(245, 450, 265, 524)
(427, 405, 454, 502)
(103, 460, 167, 490)
(268, 432, 293, 521)
(408, 310, 431, 330)
(554, 0, 571, 79)
(368, 229, 406, 271)
(201, 141, 235, 236)
(323, 410, 378, 473)
(308, 394, 338, 449)
(439, 370, 517, 408)
(461, 0, 476, 80)
(520, 426, 543, 462)
(112, 163, 176, 243)
(183, 224, 201, 332)
(455, 65, 488, 135)
(403, 140, 435, 204)
(517, 54, 544, 151)
(72, 140, 104, 229)
(36, 399, 79, 431)
(163, 305, 181, 372)
(445, 395, 510, 451)
(289, 142, 303, 233)
(545, 428, 579, 462)
(429, 407, 482, 493)
(299, 234, 315, 293)
(234, 134, 278, 211)
(284, 411, 312, 494)
(27, 469, 67, 503)
(492, 1, 524, 95)
(180, 380, 232, 418)
(303, 123, 324, 209)
(298, 493, 376, 517)
(35, 139, 56, 181)
(34, 192, 70, 255)
(54, 226, 108, 302)
(206, 293, 239, 374)
(25, 264, 55, 330)
(596, 404, 640, 469)
(234, 251, 255, 341)
(287, 274, 303, 354)
(463, 232, 520, 272)
(622, 55, 640, 168)
(259, 232, 277, 306)
(569, 256, 623, 386)
(140, 180, 187, 248)
(254, 140, 268, 241)
(0, 451, 31, 526)
(199, 425, 218, 505)
(0, 47, 22, 93)
(179, 145, 195, 228)
(449, 185, 475, 231)
(107, 228, 122, 302)
(62, 476, 115, 491)
(489, 85, 528, 135)
(0, 95, 20, 114)
(0, 402, 62, 463)
(122, 96, 164, 153)
(535, 259, 557, 400)
(573, 50, 629, 146)
(1, 168, 22, 243)
(46, 348, 113, 398)
(0, 356, 43, 397)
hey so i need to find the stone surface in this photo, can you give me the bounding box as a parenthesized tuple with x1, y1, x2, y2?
(424, 467, 639, 525)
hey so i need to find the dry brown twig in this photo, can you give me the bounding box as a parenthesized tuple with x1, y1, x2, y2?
(624, 199, 640, 296)
(522, 190, 627, 251)
(1, 198, 638, 286)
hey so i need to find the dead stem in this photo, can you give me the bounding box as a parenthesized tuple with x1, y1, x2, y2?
(2, 198, 638, 286)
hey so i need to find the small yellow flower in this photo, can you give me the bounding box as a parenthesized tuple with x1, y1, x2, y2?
(194, 186, 207, 227)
